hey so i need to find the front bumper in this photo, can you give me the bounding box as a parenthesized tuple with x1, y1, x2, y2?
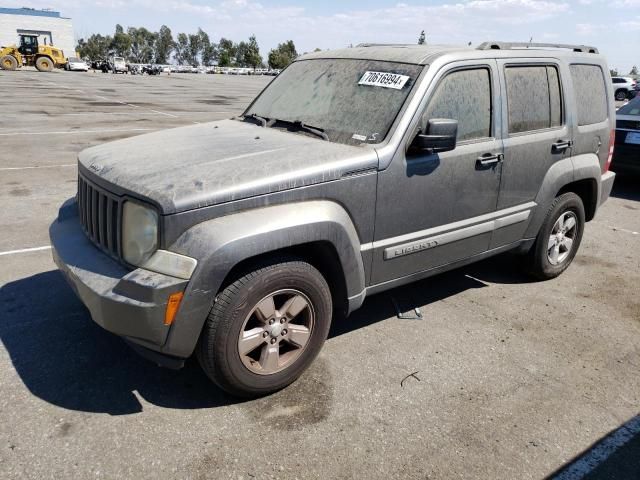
(50, 199, 189, 355)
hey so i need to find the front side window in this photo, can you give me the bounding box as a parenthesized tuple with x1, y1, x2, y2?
(423, 68, 492, 142)
(244, 59, 423, 146)
(571, 64, 608, 126)
(505, 65, 562, 134)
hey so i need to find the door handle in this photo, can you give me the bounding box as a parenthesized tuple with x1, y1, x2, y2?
(552, 140, 573, 153)
(476, 153, 503, 168)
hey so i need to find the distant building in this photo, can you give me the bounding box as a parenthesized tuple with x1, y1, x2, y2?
(0, 7, 75, 58)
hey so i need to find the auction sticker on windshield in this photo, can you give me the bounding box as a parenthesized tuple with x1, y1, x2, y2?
(359, 71, 410, 90)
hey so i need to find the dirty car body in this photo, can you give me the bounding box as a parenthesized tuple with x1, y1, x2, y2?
(50, 42, 616, 396)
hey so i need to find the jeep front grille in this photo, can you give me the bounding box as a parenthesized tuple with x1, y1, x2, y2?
(77, 175, 122, 258)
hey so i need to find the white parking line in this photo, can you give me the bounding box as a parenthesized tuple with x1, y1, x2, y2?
(553, 415, 640, 479)
(0, 128, 155, 136)
(0, 246, 51, 257)
(0, 164, 75, 171)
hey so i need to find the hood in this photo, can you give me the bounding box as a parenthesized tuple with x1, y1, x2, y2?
(78, 119, 378, 214)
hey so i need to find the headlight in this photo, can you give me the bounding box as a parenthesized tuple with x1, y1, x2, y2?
(122, 200, 158, 266)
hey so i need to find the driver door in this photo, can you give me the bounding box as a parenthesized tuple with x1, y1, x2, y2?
(370, 61, 504, 285)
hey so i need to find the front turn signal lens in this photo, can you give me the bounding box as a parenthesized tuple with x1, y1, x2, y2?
(164, 292, 184, 326)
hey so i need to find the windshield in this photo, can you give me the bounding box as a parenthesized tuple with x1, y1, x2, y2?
(618, 97, 640, 116)
(69, 57, 81, 62)
(243, 59, 423, 146)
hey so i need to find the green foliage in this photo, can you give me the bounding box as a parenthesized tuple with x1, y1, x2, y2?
(74, 24, 279, 69)
(418, 30, 426, 45)
(268, 40, 298, 69)
(154, 25, 175, 64)
(610, 69, 619, 76)
(128, 27, 157, 63)
(630, 66, 638, 76)
(76, 34, 112, 61)
(111, 25, 131, 58)
(174, 33, 189, 65)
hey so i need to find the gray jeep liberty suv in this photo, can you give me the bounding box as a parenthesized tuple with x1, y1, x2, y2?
(50, 42, 616, 397)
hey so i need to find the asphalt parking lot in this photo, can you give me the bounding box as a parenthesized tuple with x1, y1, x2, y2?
(1, 69, 639, 480)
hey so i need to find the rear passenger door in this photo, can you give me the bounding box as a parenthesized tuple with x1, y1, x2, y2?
(492, 60, 571, 248)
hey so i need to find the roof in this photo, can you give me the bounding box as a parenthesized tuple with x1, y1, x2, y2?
(0, 7, 62, 18)
(298, 45, 471, 65)
(297, 42, 603, 66)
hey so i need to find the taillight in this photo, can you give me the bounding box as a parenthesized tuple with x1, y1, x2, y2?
(605, 129, 615, 172)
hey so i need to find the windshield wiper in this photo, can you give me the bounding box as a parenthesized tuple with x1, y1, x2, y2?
(243, 113, 268, 127)
(273, 119, 328, 141)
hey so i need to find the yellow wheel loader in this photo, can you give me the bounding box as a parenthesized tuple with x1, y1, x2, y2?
(0, 34, 67, 72)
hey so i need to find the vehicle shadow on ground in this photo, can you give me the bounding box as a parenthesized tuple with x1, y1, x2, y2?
(610, 174, 640, 202)
(547, 414, 640, 479)
(0, 253, 531, 415)
(0, 270, 237, 415)
(330, 252, 533, 338)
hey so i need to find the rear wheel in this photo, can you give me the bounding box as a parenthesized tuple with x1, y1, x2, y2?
(1, 55, 18, 71)
(35, 56, 53, 72)
(526, 192, 585, 280)
(615, 89, 628, 101)
(197, 259, 332, 397)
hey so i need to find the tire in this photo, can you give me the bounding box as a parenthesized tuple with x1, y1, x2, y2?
(197, 259, 333, 397)
(526, 192, 585, 280)
(1, 55, 18, 71)
(35, 56, 53, 72)
(615, 89, 628, 101)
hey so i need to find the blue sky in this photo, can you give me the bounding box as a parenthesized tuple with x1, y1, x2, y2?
(4, 0, 639, 71)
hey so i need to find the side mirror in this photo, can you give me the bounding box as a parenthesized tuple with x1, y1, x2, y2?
(410, 118, 458, 154)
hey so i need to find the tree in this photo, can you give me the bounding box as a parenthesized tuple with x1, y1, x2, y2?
(218, 37, 236, 67)
(610, 68, 619, 76)
(199, 29, 217, 66)
(111, 24, 131, 58)
(174, 33, 189, 65)
(128, 27, 157, 63)
(418, 30, 426, 45)
(155, 25, 174, 64)
(244, 34, 262, 69)
(630, 66, 639, 76)
(267, 40, 297, 69)
(76, 34, 112, 61)
(186, 30, 203, 66)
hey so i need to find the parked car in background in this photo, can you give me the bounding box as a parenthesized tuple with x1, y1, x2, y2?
(612, 76, 637, 101)
(612, 96, 640, 175)
(65, 57, 88, 72)
(109, 56, 127, 74)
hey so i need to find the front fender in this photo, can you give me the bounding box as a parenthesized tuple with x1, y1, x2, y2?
(161, 201, 366, 358)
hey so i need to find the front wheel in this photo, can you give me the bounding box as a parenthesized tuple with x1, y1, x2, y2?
(35, 56, 53, 72)
(197, 259, 332, 397)
(526, 192, 585, 280)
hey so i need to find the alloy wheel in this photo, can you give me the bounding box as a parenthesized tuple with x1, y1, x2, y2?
(547, 211, 578, 265)
(237, 289, 315, 375)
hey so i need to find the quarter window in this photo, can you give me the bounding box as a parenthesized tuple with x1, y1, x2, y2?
(570, 65, 608, 125)
(423, 68, 492, 142)
(505, 65, 562, 134)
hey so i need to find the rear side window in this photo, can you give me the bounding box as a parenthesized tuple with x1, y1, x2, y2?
(423, 68, 492, 142)
(570, 65, 608, 125)
(505, 65, 562, 134)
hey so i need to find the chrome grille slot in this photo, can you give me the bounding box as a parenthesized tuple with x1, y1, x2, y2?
(77, 175, 122, 259)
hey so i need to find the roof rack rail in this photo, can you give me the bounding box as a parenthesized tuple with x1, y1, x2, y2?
(477, 42, 599, 54)
(355, 43, 413, 48)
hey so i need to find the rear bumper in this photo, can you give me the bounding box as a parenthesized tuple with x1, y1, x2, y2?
(50, 199, 189, 357)
(600, 171, 616, 206)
